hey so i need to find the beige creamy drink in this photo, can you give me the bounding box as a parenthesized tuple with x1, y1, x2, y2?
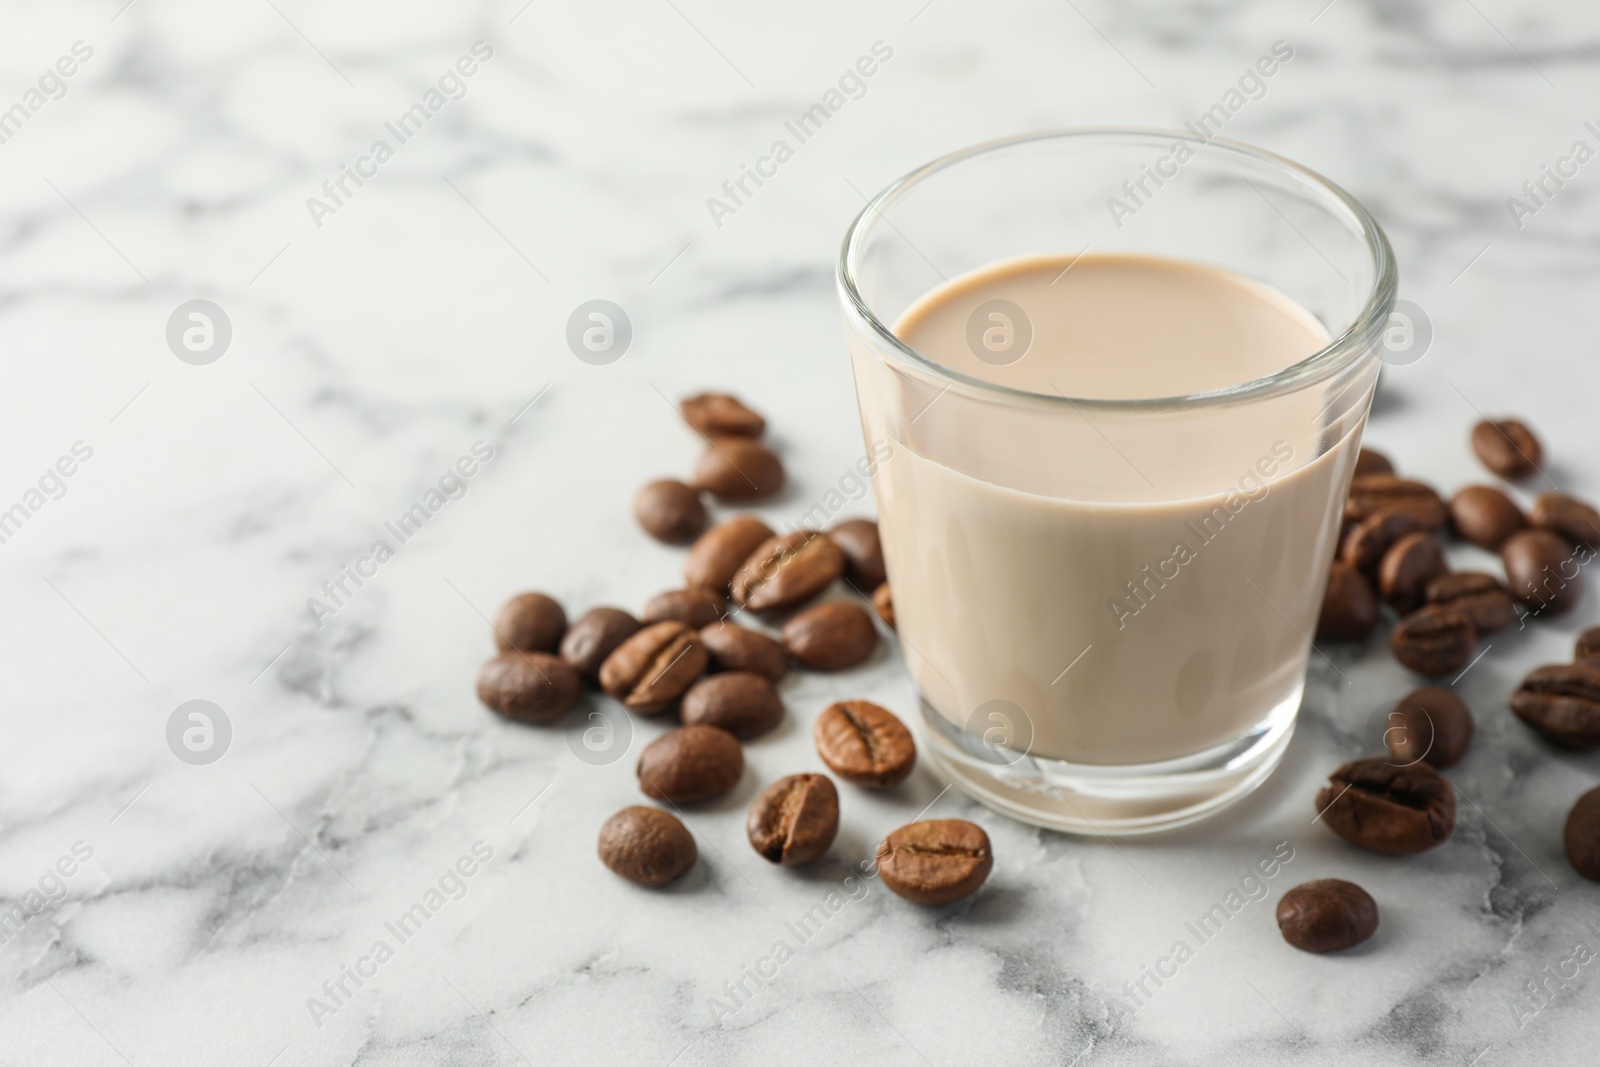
(867, 253, 1360, 765)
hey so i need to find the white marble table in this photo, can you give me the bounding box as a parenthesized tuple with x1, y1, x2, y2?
(4, 1, 1599, 1063)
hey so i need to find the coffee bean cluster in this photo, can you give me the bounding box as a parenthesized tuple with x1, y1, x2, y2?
(475, 392, 988, 904)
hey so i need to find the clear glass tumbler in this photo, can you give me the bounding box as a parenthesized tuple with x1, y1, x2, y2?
(837, 129, 1395, 834)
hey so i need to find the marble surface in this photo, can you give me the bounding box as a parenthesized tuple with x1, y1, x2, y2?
(4, 1, 1600, 1063)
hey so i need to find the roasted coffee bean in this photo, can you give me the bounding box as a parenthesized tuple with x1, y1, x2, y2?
(1341, 506, 1425, 575)
(559, 607, 642, 680)
(1530, 492, 1600, 551)
(1276, 880, 1379, 953)
(636, 725, 744, 803)
(492, 592, 567, 654)
(783, 602, 879, 671)
(1449, 485, 1526, 550)
(1317, 562, 1378, 641)
(634, 479, 707, 544)
(680, 672, 784, 740)
(1501, 528, 1581, 616)
(746, 773, 839, 866)
(641, 588, 726, 629)
(1384, 686, 1474, 769)
(1424, 571, 1515, 634)
(1378, 532, 1449, 614)
(476, 651, 581, 724)
(829, 519, 887, 590)
(599, 621, 708, 715)
(1345, 474, 1448, 530)
(698, 620, 788, 682)
(1576, 626, 1600, 664)
(1472, 418, 1542, 480)
(872, 582, 895, 629)
(1509, 662, 1600, 748)
(1315, 757, 1456, 854)
(684, 516, 775, 594)
(1390, 605, 1476, 677)
(1565, 786, 1600, 882)
(814, 699, 915, 786)
(876, 820, 993, 905)
(731, 530, 845, 612)
(680, 392, 765, 438)
(1355, 447, 1394, 478)
(691, 437, 784, 500)
(598, 806, 696, 888)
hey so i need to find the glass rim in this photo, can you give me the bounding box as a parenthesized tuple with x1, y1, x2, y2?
(836, 127, 1398, 412)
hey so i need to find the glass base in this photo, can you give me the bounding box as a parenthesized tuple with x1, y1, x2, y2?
(919, 684, 1300, 836)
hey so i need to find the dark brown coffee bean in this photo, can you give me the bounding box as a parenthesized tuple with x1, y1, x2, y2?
(634, 479, 706, 544)
(681, 672, 784, 740)
(1424, 571, 1515, 634)
(559, 607, 642, 680)
(1317, 562, 1378, 641)
(1510, 662, 1600, 748)
(1472, 418, 1542, 480)
(636, 725, 744, 803)
(783, 602, 879, 671)
(1565, 786, 1600, 882)
(1390, 605, 1476, 677)
(746, 773, 839, 866)
(1449, 485, 1526, 550)
(640, 588, 726, 629)
(1315, 757, 1456, 854)
(1378, 532, 1449, 614)
(1276, 880, 1379, 953)
(1355, 448, 1394, 478)
(698, 620, 788, 682)
(476, 651, 581, 724)
(1345, 474, 1448, 530)
(680, 392, 765, 438)
(684, 516, 775, 594)
(599, 621, 708, 715)
(829, 519, 887, 590)
(872, 582, 895, 629)
(1501, 528, 1581, 616)
(492, 592, 566, 653)
(598, 806, 696, 888)
(1384, 686, 1474, 769)
(1530, 492, 1600, 551)
(1576, 627, 1600, 664)
(814, 699, 915, 786)
(1341, 505, 1425, 575)
(691, 437, 784, 500)
(730, 530, 844, 612)
(876, 820, 992, 905)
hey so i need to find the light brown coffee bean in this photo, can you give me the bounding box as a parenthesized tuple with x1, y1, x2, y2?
(698, 620, 787, 682)
(1389, 605, 1476, 677)
(1276, 880, 1379, 953)
(1384, 686, 1474, 769)
(598, 806, 696, 888)
(829, 519, 886, 590)
(747, 774, 839, 866)
(559, 607, 642, 680)
(641, 588, 726, 629)
(1576, 626, 1600, 664)
(1424, 571, 1515, 634)
(783, 602, 879, 671)
(492, 592, 567, 653)
(599, 621, 708, 715)
(476, 651, 581, 724)
(1565, 786, 1600, 882)
(1530, 492, 1600, 551)
(680, 672, 784, 740)
(1449, 485, 1526, 550)
(1472, 418, 1542, 480)
(1501, 528, 1581, 616)
(1315, 758, 1456, 854)
(814, 700, 915, 786)
(876, 820, 992, 905)
(636, 725, 744, 803)
(1341, 505, 1425, 575)
(1317, 562, 1378, 641)
(731, 530, 845, 612)
(1355, 448, 1394, 477)
(872, 582, 895, 629)
(1510, 662, 1600, 748)
(1378, 532, 1448, 614)
(634, 479, 707, 544)
(680, 392, 765, 438)
(1345, 474, 1448, 530)
(684, 516, 775, 594)
(691, 437, 784, 500)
